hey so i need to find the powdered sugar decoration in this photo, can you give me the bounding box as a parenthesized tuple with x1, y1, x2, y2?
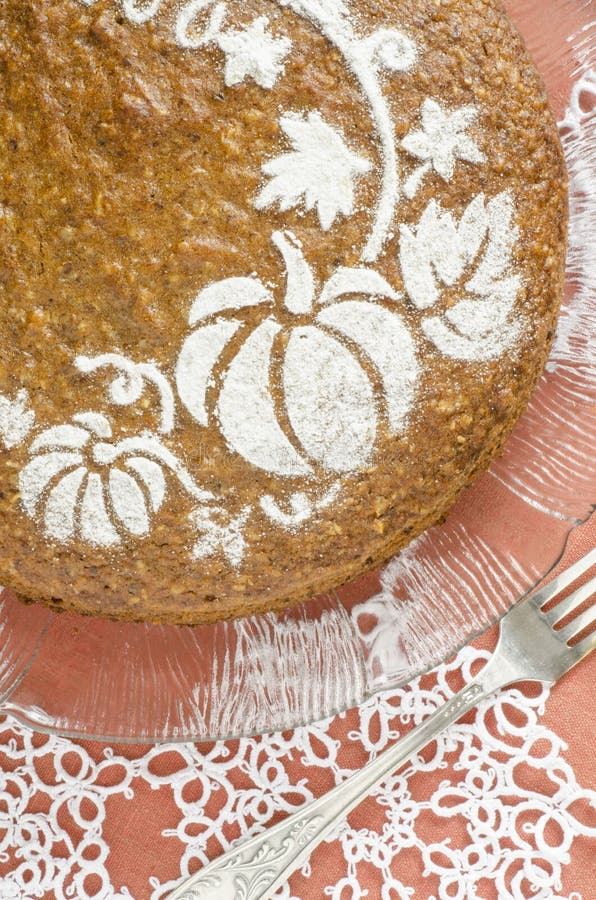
(75, 354, 176, 435)
(18, 414, 209, 548)
(191, 505, 251, 566)
(255, 111, 371, 230)
(277, 0, 417, 261)
(400, 192, 522, 360)
(260, 483, 340, 528)
(15, 356, 252, 560)
(402, 99, 485, 198)
(177, 2, 292, 88)
(0, 390, 35, 449)
(176, 229, 418, 476)
(122, 0, 163, 25)
(14, 0, 527, 564)
(77, 0, 416, 261)
(14, 185, 521, 558)
(217, 16, 292, 88)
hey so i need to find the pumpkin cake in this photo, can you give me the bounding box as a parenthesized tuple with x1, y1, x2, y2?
(0, 0, 567, 624)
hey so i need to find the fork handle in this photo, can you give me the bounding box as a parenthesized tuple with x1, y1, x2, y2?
(167, 662, 504, 900)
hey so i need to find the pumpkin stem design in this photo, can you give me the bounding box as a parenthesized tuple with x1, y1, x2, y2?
(272, 230, 315, 315)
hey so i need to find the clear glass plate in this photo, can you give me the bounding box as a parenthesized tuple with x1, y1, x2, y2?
(0, 0, 593, 743)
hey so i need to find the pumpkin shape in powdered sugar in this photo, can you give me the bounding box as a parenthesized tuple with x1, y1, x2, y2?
(175, 231, 419, 476)
(18, 413, 167, 547)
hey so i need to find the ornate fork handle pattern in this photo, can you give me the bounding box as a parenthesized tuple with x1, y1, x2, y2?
(167, 675, 499, 900)
(168, 549, 596, 900)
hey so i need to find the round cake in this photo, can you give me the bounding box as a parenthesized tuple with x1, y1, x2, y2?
(0, 0, 566, 624)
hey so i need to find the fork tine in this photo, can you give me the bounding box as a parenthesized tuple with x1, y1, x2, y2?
(558, 601, 596, 644)
(543, 575, 596, 626)
(530, 548, 596, 610)
(568, 629, 596, 663)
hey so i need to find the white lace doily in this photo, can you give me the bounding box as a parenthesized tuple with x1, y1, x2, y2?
(0, 643, 593, 900)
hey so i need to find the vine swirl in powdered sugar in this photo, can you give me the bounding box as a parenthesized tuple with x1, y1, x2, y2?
(75, 354, 176, 434)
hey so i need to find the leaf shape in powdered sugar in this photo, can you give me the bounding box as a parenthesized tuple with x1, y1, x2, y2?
(402, 99, 486, 197)
(467, 192, 519, 293)
(190, 505, 251, 567)
(0, 390, 36, 450)
(254, 111, 371, 230)
(399, 225, 439, 310)
(427, 209, 465, 286)
(402, 191, 524, 361)
(400, 195, 488, 301)
(422, 316, 522, 361)
(217, 16, 292, 89)
(457, 193, 489, 268)
(444, 296, 513, 338)
(400, 193, 515, 311)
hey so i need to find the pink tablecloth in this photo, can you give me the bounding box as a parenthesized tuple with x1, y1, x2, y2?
(0, 514, 593, 900)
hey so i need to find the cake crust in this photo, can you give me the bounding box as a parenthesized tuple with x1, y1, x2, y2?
(0, 0, 567, 623)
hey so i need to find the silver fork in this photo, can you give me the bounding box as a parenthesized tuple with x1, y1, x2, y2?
(168, 548, 596, 900)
